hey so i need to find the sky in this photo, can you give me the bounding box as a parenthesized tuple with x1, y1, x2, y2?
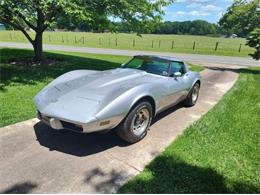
(163, 0, 233, 23)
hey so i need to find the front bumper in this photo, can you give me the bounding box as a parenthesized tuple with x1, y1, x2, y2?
(37, 111, 100, 133)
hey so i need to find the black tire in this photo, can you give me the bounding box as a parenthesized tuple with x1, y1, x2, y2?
(184, 82, 200, 107)
(116, 101, 153, 143)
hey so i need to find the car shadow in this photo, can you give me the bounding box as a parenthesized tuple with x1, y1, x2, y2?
(34, 103, 183, 157)
(152, 103, 183, 125)
(34, 122, 128, 157)
(0, 182, 38, 194)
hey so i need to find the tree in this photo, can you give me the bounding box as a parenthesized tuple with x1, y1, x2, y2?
(153, 20, 218, 36)
(246, 28, 260, 60)
(56, 15, 93, 32)
(0, 0, 173, 61)
(0, 0, 80, 60)
(219, 0, 260, 37)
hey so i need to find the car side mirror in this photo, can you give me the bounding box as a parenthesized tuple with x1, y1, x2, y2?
(173, 72, 182, 77)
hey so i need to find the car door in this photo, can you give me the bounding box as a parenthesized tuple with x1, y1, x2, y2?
(165, 61, 190, 106)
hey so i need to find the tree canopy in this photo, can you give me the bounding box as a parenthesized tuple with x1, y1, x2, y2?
(0, 0, 173, 60)
(246, 28, 260, 60)
(219, 0, 260, 37)
(219, 0, 260, 59)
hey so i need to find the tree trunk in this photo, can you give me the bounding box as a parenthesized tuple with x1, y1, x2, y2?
(33, 31, 43, 61)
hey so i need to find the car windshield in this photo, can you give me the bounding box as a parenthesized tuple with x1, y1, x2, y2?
(123, 57, 170, 76)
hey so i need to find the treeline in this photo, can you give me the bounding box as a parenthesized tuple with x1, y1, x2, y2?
(116, 20, 220, 36)
(154, 20, 220, 36)
(55, 18, 222, 36)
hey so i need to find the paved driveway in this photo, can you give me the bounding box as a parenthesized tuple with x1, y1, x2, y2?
(0, 65, 239, 193)
(0, 42, 259, 67)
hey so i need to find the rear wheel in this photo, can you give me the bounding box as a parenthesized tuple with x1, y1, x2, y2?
(184, 82, 200, 107)
(116, 101, 152, 143)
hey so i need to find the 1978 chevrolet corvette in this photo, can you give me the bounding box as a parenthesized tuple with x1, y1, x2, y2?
(34, 55, 201, 143)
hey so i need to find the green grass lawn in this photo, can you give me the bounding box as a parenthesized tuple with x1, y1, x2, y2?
(0, 48, 203, 127)
(0, 30, 254, 57)
(0, 48, 129, 127)
(188, 62, 204, 72)
(118, 67, 260, 193)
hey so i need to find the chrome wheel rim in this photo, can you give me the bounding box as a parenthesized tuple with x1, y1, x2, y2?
(192, 85, 199, 103)
(131, 106, 150, 136)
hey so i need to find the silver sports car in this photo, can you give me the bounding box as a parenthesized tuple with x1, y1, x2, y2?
(34, 55, 201, 143)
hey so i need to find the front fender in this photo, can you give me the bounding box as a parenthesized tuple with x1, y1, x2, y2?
(95, 83, 158, 128)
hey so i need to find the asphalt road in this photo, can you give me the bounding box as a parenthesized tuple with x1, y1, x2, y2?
(0, 42, 259, 67)
(0, 65, 239, 193)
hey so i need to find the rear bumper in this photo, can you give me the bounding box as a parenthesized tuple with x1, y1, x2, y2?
(37, 111, 102, 133)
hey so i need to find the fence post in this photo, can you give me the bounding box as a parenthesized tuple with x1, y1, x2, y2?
(75, 36, 84, 44)
(159, 40, 161, 48)
(171, 40, 174, 49)
(74, 36, 77, 44)
(48, 35, 51, 42)
(193, 41, 196, 50)
(152, 40, 154, 48)
(215, 41, 219, 51)
(108, 38, 111, 46)
(99, 38, 101, 45)
(82, 37, 84, 44)
(115, 38, 118, 46)
(61, 36, 64, 43)
(9, 33, 12, 40)
(133, 39, 135, 47)
(238, 44, 242, 52)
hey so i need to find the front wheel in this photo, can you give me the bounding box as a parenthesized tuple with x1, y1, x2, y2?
(184, 82, 200, 107)
(116, 101, 153, 143)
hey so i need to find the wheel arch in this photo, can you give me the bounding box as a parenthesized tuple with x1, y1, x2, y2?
(191, 79, 201, 90)
(130, 95, 156, 118)
(185, 78, 201, 101)
(195, 79, 201, 86)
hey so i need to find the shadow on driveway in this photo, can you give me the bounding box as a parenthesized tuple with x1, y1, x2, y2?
(34, 122, 128, 157)
(0, 182, 38, 194)
(33, 103, 183, 157)
(204, 66, 260, 75)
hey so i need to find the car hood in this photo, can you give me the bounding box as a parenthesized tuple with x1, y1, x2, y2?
(34, 68, 161, 122)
